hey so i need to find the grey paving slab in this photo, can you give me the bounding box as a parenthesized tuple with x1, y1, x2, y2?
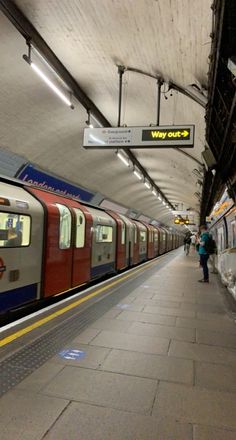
(181, 302, 227, 314)
(132, 298, 181, 308)
(90, 329, 170, 355)
(90, 317, 133, 332)
(196, 328, 236, 349)
(15, 362, 64, 392)
(195, 295, 225, 306)
(169, 340, 236, 366)
(153, 381, 236, 429)
(115, 302, 144, 312)
(152, 291, 185, 299)
(196, 311, 233, 321)
(101, 308, 123, 319)
(42, 366, 157, 414)
(193, 425, 236, 440)
(195, 361, 236, 393)
(143, 305, 196, 318)
(127, 321, 196, 342)
(100, 348, 194, 384)
(127, 289, 155, 299)
(70, 327, 101, 344)
(43, 402, 193, 440)
(176, 317, 236, 334)
(152, 293, 193, 302)
(0, 389, 69, 440)
(49, 343, 111, 369)
(116, 310, 176, 326)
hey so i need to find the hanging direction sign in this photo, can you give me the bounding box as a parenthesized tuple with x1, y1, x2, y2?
(83, 125, 195, 149)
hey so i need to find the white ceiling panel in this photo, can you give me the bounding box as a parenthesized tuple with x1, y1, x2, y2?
(0, 0, 212, 228)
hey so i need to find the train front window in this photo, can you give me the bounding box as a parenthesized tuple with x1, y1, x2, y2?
(96, 225, 113, 242)
(56, 204, 71, 249)
(0, 212, 31, 248)
(74, 208, 85, 248)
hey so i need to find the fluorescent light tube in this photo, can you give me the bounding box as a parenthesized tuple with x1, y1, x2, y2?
(158, 195, 162, 201)
(31, 62, 73, 107)
(117, 151, 129, 167)
(144, 180, 151, 189)
(152, 189, 157, 196)
(133, 169, 142, 180)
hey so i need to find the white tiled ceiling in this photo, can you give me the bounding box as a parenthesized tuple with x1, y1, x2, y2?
(0, 0, 212, 226)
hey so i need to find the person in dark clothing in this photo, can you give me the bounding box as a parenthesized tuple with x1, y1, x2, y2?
(184, 235, 191, 255)
(198, 225, 210, 282)
(5, 228, 22, 247)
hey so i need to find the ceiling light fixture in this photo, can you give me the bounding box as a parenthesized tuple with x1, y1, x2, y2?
(144, 180, 151, 189)
(133, 168, 142, 180)
(116, 150, 130, 167)
(158, 195, 162, 201)
(152, 189, 157, 196)
(23, 44, 74, 109)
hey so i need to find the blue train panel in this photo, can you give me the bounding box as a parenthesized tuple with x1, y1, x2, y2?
(0, 284, 38, 313)
(91, 263, 116, 279)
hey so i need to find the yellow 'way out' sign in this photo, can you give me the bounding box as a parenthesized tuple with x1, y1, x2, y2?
(83, 125, 195, 149)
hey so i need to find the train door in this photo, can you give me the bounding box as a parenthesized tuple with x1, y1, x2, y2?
(132, 221, 139, 265)
(138, 223, 147, 262)
(71, 206, 92, 286)
(28, 188, 74, 297)
(153, 228, 159, 256)
(118, 214, 135, 267)
(107, 211, 127, 270)
(87, 207, 116, 279)
(127, 222, 134, 266)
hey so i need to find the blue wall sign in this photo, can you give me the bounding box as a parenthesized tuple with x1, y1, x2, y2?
(59, 349, 86, 360)
(17, 164, 94, 202)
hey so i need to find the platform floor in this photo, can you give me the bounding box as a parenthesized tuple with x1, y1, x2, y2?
(1, 249, 236, 439)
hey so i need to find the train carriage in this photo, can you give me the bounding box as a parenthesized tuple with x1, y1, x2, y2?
(0, 182, 44, 313)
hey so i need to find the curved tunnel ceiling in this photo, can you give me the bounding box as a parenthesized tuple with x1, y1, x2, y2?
(0, 0, 212, 228)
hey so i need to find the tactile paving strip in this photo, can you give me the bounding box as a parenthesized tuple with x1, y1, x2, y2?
(0, 253, 173, 397)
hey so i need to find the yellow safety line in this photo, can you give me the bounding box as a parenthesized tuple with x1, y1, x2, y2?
(0, 255, 166, 347)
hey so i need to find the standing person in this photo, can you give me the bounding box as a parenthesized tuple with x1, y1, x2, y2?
(198, 225, 210, 283)
(184, 234, 191, 255)
(191, 234, 196, 249)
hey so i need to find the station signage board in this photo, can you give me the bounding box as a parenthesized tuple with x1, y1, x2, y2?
(83, 125, 195, 149)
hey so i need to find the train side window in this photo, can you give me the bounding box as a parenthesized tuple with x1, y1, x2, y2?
(149, 230, 153, 242)
(133, 225, 137, 244)
(217, 226, 224, 252)
(154, 232, 158, 242)
(74, 208, 85, 248)
(231, 220, 236, 247)
(140, 231, 147, 242)
(96, 225, 113, 243)
(0, 212, 30, 248)
(121, 222, 126, 244)
(56, 204, 71, 249)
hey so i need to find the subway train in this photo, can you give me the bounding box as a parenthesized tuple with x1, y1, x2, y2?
(209, 203, 236, 298)
(0, 176, 183, 316)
